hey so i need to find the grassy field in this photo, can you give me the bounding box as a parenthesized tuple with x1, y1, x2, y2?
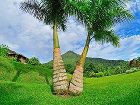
(0, 71, 140, 105)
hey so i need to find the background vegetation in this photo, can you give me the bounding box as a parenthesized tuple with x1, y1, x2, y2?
(45, 51, 134, 78)
(1, 44, 140, 104)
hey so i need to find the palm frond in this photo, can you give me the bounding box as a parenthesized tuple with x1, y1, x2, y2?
(65, 0, 90, 27)
(20, 0, 45, 21)
(21, 0, 79, 31)
(94, 30, 120, 47)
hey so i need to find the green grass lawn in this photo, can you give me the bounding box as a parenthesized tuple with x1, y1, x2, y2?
(0, 71, 140, 105)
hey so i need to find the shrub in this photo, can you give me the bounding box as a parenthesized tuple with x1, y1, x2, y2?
(89, 72, 96, 77)
(28, 57, 40, 65)
(85, 63, 98, 73)
(89, 72, 104, 78)
(65, 64, 74, 74)
(95, 72, 104, 78)
(126, 68, 137, 74)
(104, 71, 112, 76)
(0, 44, 9, 57)
(126, 70, 135, 74)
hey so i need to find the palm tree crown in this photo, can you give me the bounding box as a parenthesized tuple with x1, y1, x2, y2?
(21, 0, 81, 31)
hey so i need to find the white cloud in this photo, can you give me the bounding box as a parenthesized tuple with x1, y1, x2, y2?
(0, 0, 86, 62)
(81, 35, 140, 61)
(125, 0, 140, 12)
(1, 0, 140, 63)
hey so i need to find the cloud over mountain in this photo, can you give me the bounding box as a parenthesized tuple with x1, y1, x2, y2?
(0, 0, 140, 63)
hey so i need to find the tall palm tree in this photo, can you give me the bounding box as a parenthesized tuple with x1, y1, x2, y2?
(20, 0, 81, 95)
(69, 0, 133, 95)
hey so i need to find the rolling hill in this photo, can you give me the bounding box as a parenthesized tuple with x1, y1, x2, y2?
(62, 51, 127, 66)
(45, 51, 128, 74)
(0, 50, 140, 105)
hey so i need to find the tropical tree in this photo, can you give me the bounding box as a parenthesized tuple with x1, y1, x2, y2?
(28, 57, 40, 65)
(0, 44, 9, 57)
(20, 0, 81, 95)
(69, 0, 133, 95)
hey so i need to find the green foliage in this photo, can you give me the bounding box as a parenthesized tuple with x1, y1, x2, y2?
(0, 56, 16, 81)
(126, 69, 136, 74)
(89, 71, 96, 77)
(0, 56, 52, 84)
(45, 51, 129, 77)
(85, 63, 98, 73)
(0, 44, 9, 57)
(94, 30, 120, 47)
(20, 0, 82, 31)
(12, 61, 52, 84)
(65, 64, 74, 74)
(125, 68, 140, 74)
(95, 72, 104, 78)
(104, 70, 112, 76)
(73, 0, 133, 48)
(28, 57, 40, 65)
(89, 72, 104, 78)
(112, 66, 124, 74)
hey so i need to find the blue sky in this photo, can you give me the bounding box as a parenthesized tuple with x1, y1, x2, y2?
(0, 0, 140, 63)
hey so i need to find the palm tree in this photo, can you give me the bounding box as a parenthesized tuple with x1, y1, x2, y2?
(69, 0, 133, 95)
(20, 0, 81, 95)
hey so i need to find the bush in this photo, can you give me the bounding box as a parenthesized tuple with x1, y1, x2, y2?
(89, 72, 96, 77)
(65, 64, 74, 74)
(28, 57, 40, 65)
(0, 44, 9, 57)
(95, 72, 104, 78)
(104, 71, 111, 76)
(126, 70, 135, 74)
(126, 68, 137, 74)
(89, 72, 104, 78)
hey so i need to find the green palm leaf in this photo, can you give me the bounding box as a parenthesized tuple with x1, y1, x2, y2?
(94, 30, 120, 47)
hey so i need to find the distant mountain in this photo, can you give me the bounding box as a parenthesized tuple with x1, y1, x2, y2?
(45, 51, 128, 69)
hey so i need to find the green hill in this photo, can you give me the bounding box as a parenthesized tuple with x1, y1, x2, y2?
(0, 56, 52, 84)
(45, 51, 128, 75)
(62, 50, 127, 65)
(0, 51, 140, 105)
(46, 50, 127, 66)
(0, 71, 140, 105)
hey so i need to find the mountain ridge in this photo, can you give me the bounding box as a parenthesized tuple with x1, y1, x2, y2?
(45, 51, 128, 69)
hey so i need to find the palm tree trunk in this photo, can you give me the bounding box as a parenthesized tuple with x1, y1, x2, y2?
(69, 32, 91, 95)
(52, 22, 69, 95)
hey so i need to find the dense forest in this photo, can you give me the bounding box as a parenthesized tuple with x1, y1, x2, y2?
(45, 51, 138, 78)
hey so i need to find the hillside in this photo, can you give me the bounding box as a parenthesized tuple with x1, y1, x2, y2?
(45, 51, 128, 74)
(0, 56, 52, 83)
(0, 51, 140, 105)
(62, 51, 127, 66)
(46, 51, 127, 66)
(0, 71, 140, 105)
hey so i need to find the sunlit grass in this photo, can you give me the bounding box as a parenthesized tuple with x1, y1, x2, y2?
(0, 71, 140, 105)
